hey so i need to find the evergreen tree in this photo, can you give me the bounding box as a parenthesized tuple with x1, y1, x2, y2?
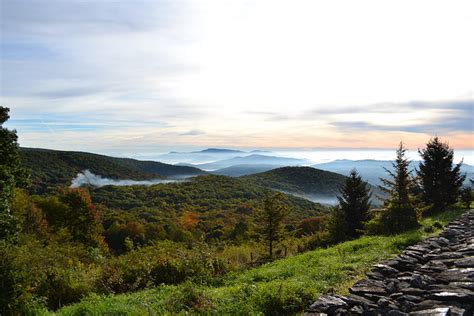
(460, 187, 472, 210)
(417, 137, 465, 213)
(0, 106, 28, 240)
(257, 193, 290, 259)
(336, 169, 371, 238)
(326, 205, 349, 243)
(378, 142, 418, 233)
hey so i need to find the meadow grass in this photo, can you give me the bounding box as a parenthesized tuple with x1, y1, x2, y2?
(52, 208, 465, 315)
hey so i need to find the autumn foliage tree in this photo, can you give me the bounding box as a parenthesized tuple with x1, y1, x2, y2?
(36, 188, 103, 247)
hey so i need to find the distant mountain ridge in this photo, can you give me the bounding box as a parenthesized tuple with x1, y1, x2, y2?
(20, 147, 206, 193)
(190, 154, 307, 171)
(313, 159, 473, 186)
(212, 164, 278, 177)
(157, 148, 272, 164)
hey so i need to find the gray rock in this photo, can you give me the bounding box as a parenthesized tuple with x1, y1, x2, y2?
(428, 289, 474, 303)
(307, 295, 348, 313)
(408, 307, 450, 316)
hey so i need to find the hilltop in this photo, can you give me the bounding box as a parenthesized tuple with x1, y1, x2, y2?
(241, 166, 348, 197)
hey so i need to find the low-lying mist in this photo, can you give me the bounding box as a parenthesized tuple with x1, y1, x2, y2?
(70, 170, 182, 188)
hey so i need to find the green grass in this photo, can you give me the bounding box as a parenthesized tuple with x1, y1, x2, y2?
(50, 208, 465, 315)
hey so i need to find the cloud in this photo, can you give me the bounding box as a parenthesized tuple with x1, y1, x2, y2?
(1, 0, 473, 152)
(179, 129, 205, 136)
(70, 169, 182, 188)
(327, 99, 474, 133)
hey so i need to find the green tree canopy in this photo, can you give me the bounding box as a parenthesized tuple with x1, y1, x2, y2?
(0, 106, 28, 240)
(417, 137, 465, 213)
(336, 169, 371, 238)
(257, 193, 291, 259)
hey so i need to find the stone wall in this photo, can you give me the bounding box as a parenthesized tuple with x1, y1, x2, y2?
(306, 210, 474, 316)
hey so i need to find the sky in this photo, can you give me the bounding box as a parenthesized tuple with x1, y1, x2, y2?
(1, 0, 473, 155)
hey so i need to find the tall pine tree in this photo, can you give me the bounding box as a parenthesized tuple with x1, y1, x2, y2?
(417, 137, 465, 214)
(336, 169, 371, 238)
(378, 142, 418, 233)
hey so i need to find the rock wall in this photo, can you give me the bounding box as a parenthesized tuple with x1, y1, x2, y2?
(306, 210, 474, 316)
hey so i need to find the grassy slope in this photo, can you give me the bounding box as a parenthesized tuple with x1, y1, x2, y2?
(49, 209, 466, 315)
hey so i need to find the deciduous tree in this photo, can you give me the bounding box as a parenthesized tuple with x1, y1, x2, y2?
(0, 106, 28, 240)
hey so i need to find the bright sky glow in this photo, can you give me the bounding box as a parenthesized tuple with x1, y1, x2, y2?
(1, 0, 473, 154)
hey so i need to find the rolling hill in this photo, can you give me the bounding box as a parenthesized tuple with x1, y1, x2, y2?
(20, 147, 206, 193)
(241, 166, 347, 197)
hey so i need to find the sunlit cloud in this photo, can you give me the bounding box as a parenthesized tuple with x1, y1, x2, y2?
(1, 0, 473, 153)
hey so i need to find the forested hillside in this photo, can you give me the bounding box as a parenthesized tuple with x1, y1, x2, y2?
(20, 148, 206, 193)
(91, 175, 327, 246)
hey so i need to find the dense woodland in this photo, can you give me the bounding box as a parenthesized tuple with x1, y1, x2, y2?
(1, 106, 471, 314)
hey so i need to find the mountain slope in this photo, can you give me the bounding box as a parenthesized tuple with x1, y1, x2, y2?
(20, 147, 206, 193)
(194, 154, 307, 171)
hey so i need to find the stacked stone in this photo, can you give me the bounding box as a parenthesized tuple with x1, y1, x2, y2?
(306, 210, 474, 316)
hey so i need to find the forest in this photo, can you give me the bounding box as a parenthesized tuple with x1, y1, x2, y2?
(1, 106, 472, 314)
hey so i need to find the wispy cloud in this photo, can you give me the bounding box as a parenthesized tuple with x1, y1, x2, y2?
(1, 0, 473, 152)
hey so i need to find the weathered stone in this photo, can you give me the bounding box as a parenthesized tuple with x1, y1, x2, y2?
(398, 295, 423, 303)
(348, 305, 364, 314)
(372, 263, 399, 276)
(448, 282, 474, 291)
(438, 268, 474, 282)
(306, 211, 474, 315)
(408, 307, 450, 315)
(400, 288, 427, 296)
(449, 306, 470, 316)
(349, 279, 388, 296)
(428, 289, 474, 303)
(307, 295, 348, 313)
(454, 257, 474, 268)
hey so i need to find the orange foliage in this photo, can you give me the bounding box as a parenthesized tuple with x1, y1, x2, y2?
(179, 211, 200, 230)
